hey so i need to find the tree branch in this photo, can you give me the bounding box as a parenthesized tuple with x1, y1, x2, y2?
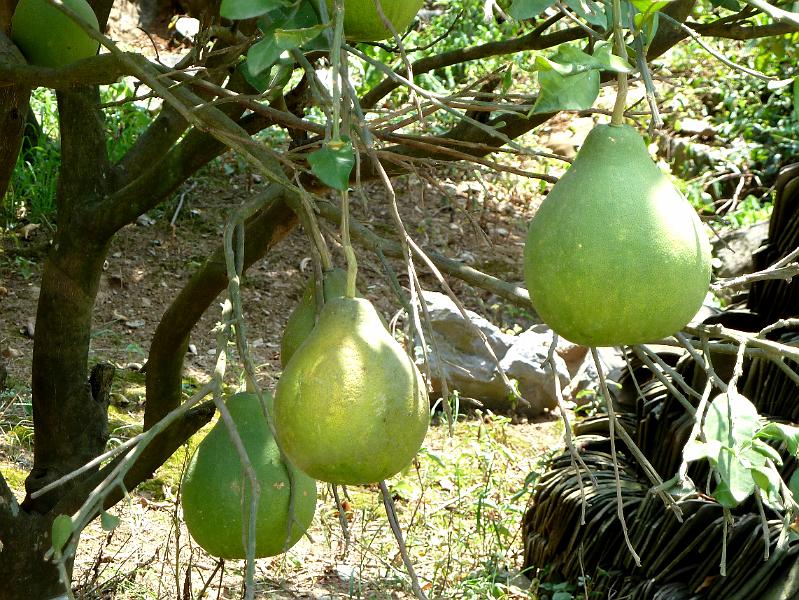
(690, 19, 799, 39)
(144, 191, 298, 427)
(361, 26, 585, 110)
(0, 468, 19, 524)
(0, 0, 18, 34)
(0, 32, 29, 201)
(315, 201, 533, 309)
(0, 52, 127, 88)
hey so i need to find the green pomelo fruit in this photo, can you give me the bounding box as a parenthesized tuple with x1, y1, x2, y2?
(11, 0, 100, 68)
(325, 0, 424, 41)
(274, 297, 429, 485)
(281, 268, 351, 368)
(181, 392, 317, 559)
(523, 124, 712, 347)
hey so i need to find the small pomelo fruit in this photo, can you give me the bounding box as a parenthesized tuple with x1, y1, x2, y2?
(181, 392, 316, 559)
(280, 268, 350, 367)
(523, 124, 712, 347)
(11, 0, 100, 68)
(325, 0, 424, 41)
(274, 296, 429, 485)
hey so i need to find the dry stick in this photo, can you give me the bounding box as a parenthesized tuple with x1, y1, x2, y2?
(712, 264, 799, 291)
(675, 331, 728, 392)
(547, 335, 596, 524)
(344, 43, 529, 155)
(340, 60, 449, 425)
(219, 199, 310, 561)
(659, 12, 791, 83)
(217, 224, 261, 600)
(634, 344, 703, 402)
(630, 23, 663, 131)
(618, 355, 683, 516)
(30, 432, 145, 500)
(754, 489, 771, 561)
(406, 236, 529, 408)
(373, 0, 423, 123)
(591, 348, 642, 566)
(49, 379, 218, 594)
(379, 481, 428, 600)
(410, 265, 453, 433)
(331, 485, 351, 554)
(631, 346, 697, 416)
(674, 379, 714, 486)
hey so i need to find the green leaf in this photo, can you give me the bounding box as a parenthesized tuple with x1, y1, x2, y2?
(591, 41, 634, 73)
(683, 439, 722, 463)
(274, 24, 327, 48)
(51, 514, 73, 555)
(751, 464, 781, 494)
(756, 422, 799, 455)
(630, 0, 673, 13)
(532, 69, 599, 114)
(308, 142, 355, 191)
(247, 36, 282, 77)
(715, 446, 756, 507)
(565, 0, 607, 27)
(750, 438, 784, 466)
(508, 0, 557, 19)
(220, 0, 289, 20)
(535, 42, 631, 76)
(708, 0, 741, 10)
(789, 470, 799, 501)
(100, 511, 120, 532)
(704, 391, 761, 449)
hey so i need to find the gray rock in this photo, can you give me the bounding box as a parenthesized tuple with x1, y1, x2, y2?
(420, 292, 515, 410)
(499, 328, 570, 415)
(565, 346, 626, 405)
(713, 221, 769, 278)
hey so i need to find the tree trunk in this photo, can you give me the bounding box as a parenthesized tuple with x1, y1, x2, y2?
(0, 32, 29, 202)
(23, 87, 113, 514)
(0, 512, 70, 600)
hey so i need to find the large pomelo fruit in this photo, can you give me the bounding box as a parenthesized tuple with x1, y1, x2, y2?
(274, 296, 429, 485)
(11, 0, 100, 68)
(325, 0, 424, 41)
(180, 392, 316, 559)
(523, 124, 712, 347)
(280, 268, 350, 368)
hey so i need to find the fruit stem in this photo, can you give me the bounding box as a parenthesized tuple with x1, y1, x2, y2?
(341, 188, 358, 297)
(330, 0, 346, 143)
(610, 0, 629, 126)
(298, 188, 334, 271)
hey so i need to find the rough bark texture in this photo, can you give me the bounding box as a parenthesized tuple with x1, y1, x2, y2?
(0, 0, 17, 34)
(0, 32, 29, 202)
(0, 511, 69, 600)
(23, 87, 114, 514)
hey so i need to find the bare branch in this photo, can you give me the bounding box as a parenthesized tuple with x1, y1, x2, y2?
(0, 51, 127, 88)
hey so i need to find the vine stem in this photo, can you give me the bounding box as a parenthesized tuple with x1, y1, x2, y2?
(592, 347, 641, 566)
(379, 481, 428, 599)
(610, 0, 628, 125)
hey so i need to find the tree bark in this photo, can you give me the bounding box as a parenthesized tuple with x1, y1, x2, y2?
(0, 32, 29, 202)
(0, 511, 68, 600)
(23, 87, 113, 514)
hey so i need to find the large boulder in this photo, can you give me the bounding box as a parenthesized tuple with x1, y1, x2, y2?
(420, 293, 576, 416)
(498, 328, 570, 415)
(420, 292, 514, 410)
